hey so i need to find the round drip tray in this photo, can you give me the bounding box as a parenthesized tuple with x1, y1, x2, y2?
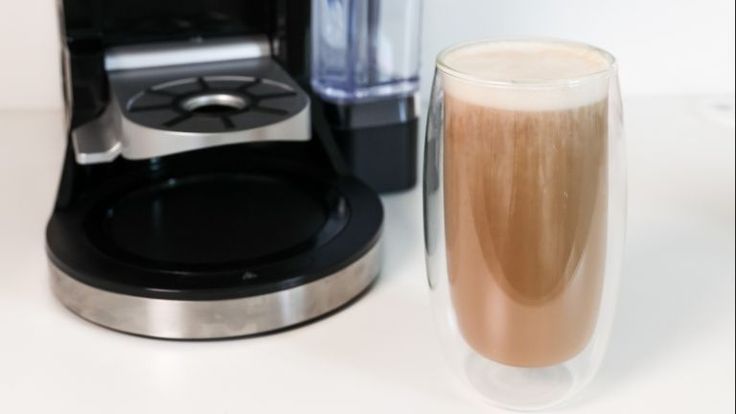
(102, 174, 335, 266)
(47, 171, 383, 339)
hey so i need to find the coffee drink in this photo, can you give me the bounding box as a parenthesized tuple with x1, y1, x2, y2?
(441, 42, 611, 367)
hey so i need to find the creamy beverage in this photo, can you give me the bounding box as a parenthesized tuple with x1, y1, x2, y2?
(441, 41, 611, 367)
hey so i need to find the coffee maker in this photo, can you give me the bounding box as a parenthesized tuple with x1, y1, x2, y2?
(47, 0, 422, 339)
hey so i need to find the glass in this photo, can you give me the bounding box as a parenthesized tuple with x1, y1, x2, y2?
(423, 39, 626, 410)
(311, 0, 422, 103)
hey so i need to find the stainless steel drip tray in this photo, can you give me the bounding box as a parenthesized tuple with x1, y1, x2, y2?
(73, 57, 311, 164)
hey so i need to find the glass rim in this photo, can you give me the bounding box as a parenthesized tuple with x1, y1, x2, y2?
(436, 37, 617, 88)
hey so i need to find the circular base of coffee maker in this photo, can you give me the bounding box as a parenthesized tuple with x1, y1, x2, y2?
(49, 241, 379, 339)
(46, 170, 382, 339)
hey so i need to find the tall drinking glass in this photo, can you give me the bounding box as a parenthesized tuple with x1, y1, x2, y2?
(423, 39, 626, 410)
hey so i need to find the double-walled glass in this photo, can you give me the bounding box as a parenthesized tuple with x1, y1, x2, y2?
(423, 39, 626, 410)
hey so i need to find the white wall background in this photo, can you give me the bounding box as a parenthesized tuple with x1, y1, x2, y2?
(0, 0, 733, 110)
(0, 0, 61, 110)
(420, 0, 735, 100)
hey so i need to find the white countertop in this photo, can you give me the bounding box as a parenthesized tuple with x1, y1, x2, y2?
(0, 95, 734, 413)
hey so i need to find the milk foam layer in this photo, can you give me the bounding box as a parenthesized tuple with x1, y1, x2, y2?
(439, 40, 614, 111)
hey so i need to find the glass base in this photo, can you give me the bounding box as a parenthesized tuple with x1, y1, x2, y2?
(464, 353, 578, 411)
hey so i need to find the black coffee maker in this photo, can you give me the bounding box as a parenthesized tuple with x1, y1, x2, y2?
(47, 0, 422, 339)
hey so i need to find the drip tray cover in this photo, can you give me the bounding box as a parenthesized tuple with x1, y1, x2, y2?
(126, 75, 305, 133)
(72, 58, 311, 164)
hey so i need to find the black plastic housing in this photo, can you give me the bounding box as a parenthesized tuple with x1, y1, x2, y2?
(323, 96, 419, 193)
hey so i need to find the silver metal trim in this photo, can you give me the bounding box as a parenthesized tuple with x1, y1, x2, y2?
(180, 93, 248, 112)
(105, 36, 271, 71)
(118, 100, 311, 161)
(71, 103, 123, 164)
(50, 242, 381, 339)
